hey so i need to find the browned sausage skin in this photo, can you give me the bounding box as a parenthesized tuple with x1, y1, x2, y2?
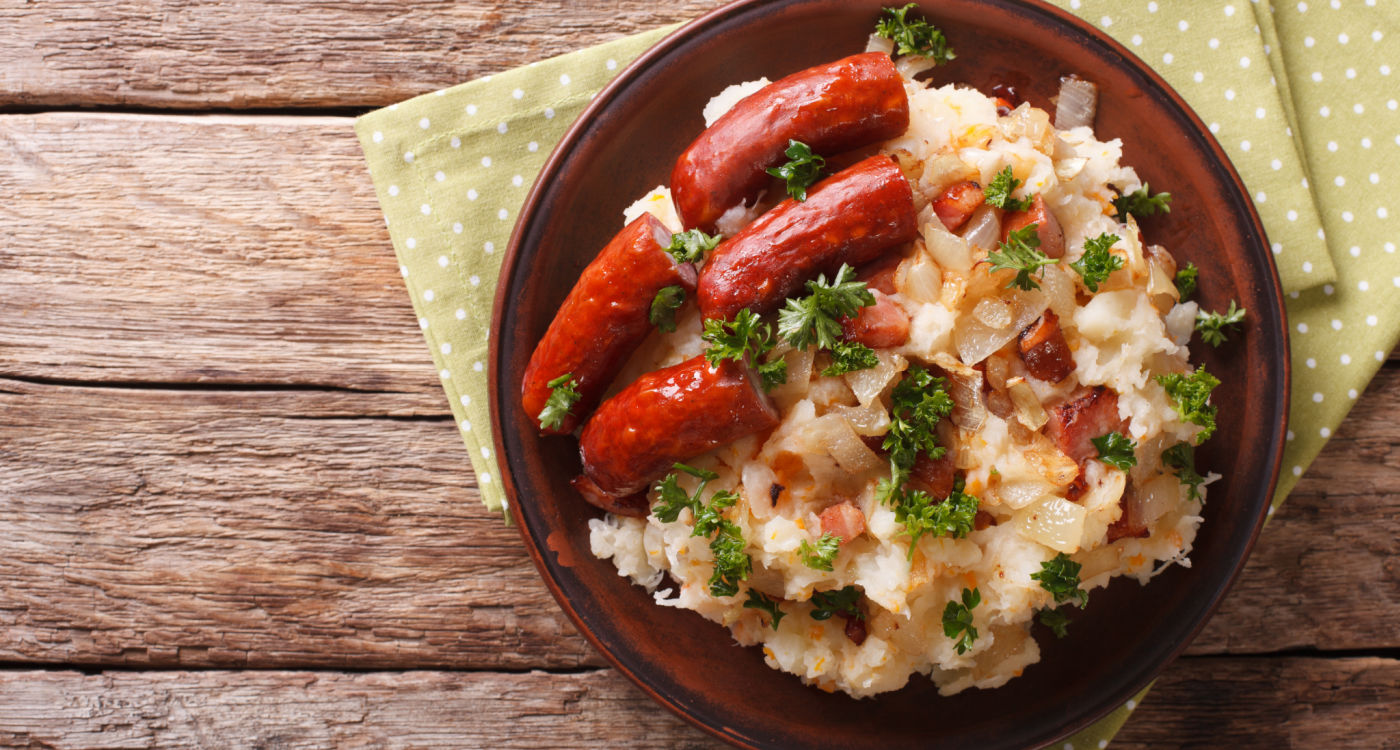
(697, 155, 918, 321)
(670, 52, 910, 231)
(521, 214, 695, 435)
(573, 355, 780, 515)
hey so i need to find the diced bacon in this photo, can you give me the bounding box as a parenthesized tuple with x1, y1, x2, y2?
(1018, 309, 1076, 382)
(1002, 194, 1066, 259)
(1044, 387, 1126, 465)
(1107, 482, 1150, 541)
(841, 291, 909, 348)
(974, 510, 997, 531)
(856, 252, 903, 295)
(819, 501, 867, 545)
(910, 450, 956, 499)
(843, 614, 868, 646)
(931, 180, 985, 232)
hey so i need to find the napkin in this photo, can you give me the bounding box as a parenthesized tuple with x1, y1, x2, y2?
(355, 2, 1398, 746)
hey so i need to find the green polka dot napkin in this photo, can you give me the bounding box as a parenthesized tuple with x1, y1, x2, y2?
(354, 3, 1397, 747)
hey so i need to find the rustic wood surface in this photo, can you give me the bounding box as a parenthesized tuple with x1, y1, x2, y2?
(1, 2, 1397, 747)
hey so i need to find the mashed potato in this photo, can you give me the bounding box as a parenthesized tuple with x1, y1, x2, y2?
(591, 67, 1208, 698)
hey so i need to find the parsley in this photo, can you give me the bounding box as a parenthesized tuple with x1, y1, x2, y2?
(891, 479, 979, 559)
(744, 590, 786, 630)
(1070, 233, 1124, 293)
(777, 264, 875, 351)
(883, 366, 955, 471)
(1112, 183, 1172, 219)
(984, 166, 1033, 211)
(942, 587, 981, 654)
(538, 373, 581, 431)
(1175, 262, 1199, 299)
(766, 140, 826, 201)
(1038, 606, 1072, 638)
(1156, 366, 1221, 441)
(1162, 442, 1206, 502)
(650, 285, 686, 333)
(989, 223, 1055, 291)
(799, 533, 842, 571)
(1091, 431, 1138, 471)
(822, 339, 880, 377)
(664, 229, 721, 264)
(810, 585, 864, 621)
(875, 3, 955, 64)
(703, 309, 785, 390)
(1031, 553, 1088, 608)
(650, 464, 751, 598)
(1195, 300, 1247, 347)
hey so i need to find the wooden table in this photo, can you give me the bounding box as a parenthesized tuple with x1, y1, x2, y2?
(2, 2, 1396, 747)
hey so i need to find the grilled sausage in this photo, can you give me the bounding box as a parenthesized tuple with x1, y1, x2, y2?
(521, 214, 695, 435)
(697, 155, 918, 321)
(1002, 194, 1066, 259)
(931, 180, 985, 232)
(1018, 309, 1076, 382)
(573, 355, 780, 515)
(670, 52, 910, 231)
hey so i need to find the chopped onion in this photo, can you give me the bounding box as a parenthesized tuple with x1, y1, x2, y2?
(999, 103, 1054, 152)
(973, 296, 1014, 329)
(896, 245, 944, 304)
(960, 204, 1001, 251)
(1040, 265, 1077, 320)
(803, 415, 884, 475)
(1015, 497, 1087, 553)
(1054, 156, 1088, 182)
(1006, 376, 1049, 430)
(845, 351, 907, 407)
(895, 55, 939, 80)
(829, 404, 891, 437)
(923, 219, 974, 272)
(1025, 439, 1080, 487)
(933, 353, 987, 431)
(1054, 76, 1099, 131)
(994, 480, 1057, 510)
(768, 346, 815, 409)
(1133, 474, 1183, 530)
(953, 290, 1047, 365)
(865, 33, 895, 55)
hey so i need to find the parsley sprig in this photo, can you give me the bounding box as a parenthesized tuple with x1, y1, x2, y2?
(650, 285, 686, 333)
(744, 589, 786, 630)
(984, 166, 1033, 211)
(1031, 553, 1089, 608)
(1156, 366, 1220, 441)
(651, 464, 751, 598)
(702, 309, 787, 390)
(891, 478, 979, 558)
(942, 587, 981, 654)
(777, 264, 880, 376)
(883, 366, 955, 470)
(1091, 431, 1138, 471)
(823, 339, 880, 377)
(766, 140, 826, 202)
(664, 229, 721, 264)
(1070, 233, 1124, 293)
(875, 3, 955, 64)
(1112, 184, 1172, 219)
(799, 533, 841, 571)
(1038, 607, 1072, 638)
(1195, 300, 1247, 347)
(538, 373, 581, 431)
(1162, 442, 1206, 502)
(810, 585, 864, 621)
(1175, 262, 1199, 299)
(989, 223, 1055, 291)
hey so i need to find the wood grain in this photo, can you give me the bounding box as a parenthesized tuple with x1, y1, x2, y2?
(1, 368, 1397, 670)
(0, 1, 728, 110)
(0, 658, 1394, 749)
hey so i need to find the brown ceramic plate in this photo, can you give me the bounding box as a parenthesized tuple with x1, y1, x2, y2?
(489, 1, 1288, 747)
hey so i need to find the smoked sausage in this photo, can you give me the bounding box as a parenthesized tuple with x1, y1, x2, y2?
(697, 155, 917, 321)
(573, 355, 780, 515)
(521, 213, 695, 435)
(671, 52, 910, 231)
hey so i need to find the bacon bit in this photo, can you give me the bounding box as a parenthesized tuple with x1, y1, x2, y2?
(1107, 483, 1150, 541)
(974, 510, 997, 530)
(931, 180, 986, 232)
(910, 451, 957, 498)
(819, 501, 866, 545)
(856, 251, 904, 295)
(1018, 309, 1076, 383)
(840, 290, 910, 348)
(844, 615, 868, 646)
(1002, 194, 1066, 259)
(1045, 387, 1126, 465)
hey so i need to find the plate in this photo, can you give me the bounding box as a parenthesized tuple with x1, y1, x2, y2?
(489, 1, 1288, 747)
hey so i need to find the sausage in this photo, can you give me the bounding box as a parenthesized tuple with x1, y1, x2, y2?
(840, 291, 910, 348)
(1002, 194, 1066, 259)
(697, 155, 918, 321)
(573, 355, 780, 515)
(521, 214, 695, 435)
(1044, 386, 1127, 465)
(670, 52, 910, 231)
(931, 180, 985, 232)
(1018, 309, 1076, 382)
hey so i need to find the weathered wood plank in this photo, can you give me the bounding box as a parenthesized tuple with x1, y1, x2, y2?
(0, 113, 438, 398)
(0, 1, 727, 110)
(0, 657, 1393, 748)
(0, 378, 597, 670)
(1, 369, 1397, 670)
